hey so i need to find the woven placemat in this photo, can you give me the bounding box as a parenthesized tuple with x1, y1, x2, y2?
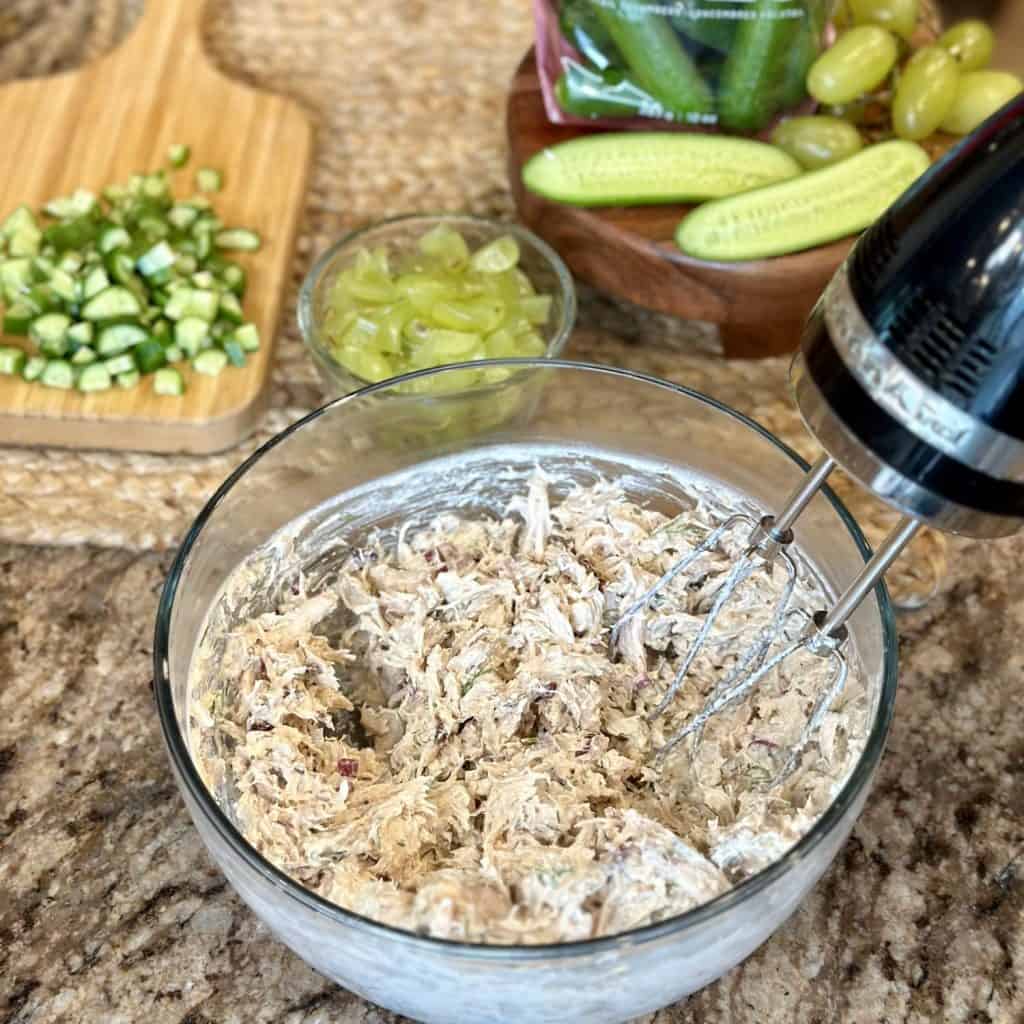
(0, 0, 946, 605)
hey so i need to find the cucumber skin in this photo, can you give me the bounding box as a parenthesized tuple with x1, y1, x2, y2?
(591, 1, 714, 120)
(675, 141, 931, 261)
(718, 0, 804, 133)
(522, 133, 801, 207)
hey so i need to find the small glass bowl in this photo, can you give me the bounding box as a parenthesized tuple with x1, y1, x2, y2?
(298, 214, 577, 397)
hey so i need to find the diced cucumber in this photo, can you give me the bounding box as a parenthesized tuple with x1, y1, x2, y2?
(133, 338, 166, 374)
(83, 266, 111, 300)
(222, 339, 246, 367)
(153, 366, 185, 395)
(164, 344, 184, 362)
(152, 318, 171, 339)
(99, 226, 132, 253)
(0, 345, 26, 375)
(218, 291, 244, 324)
(167, 204, 199, 232)
(77, 363, 112, 392)
(196, 168, 223, 193)
(29, 313, 72, 356)
(221, 262, 246, 296)
(103, 353, 136, 375)
(40, 359, 75, 389)
(97, 323, 148, 356)
(0, 258, 32, 302)
(48, 268, 79, 304)
(234, 322, 260, 352)
(70, 346, 97, 365)
(193, 348, 227, 376)
(22, 355, 46, 381)
(116, 370, 141, 389)
(3, 303, 34, 335)
(168, 143, 191, 168)
(1, 205, 36, 239)
(137, 240, 176, 277)
(44, 189, 96, 220)
(175, 317, 209, 357)
(68, 321, 94, 347)
(9, 225, 41, 258)
(191, 270, 215, 290)
(164, 288, 219, 321)
(82, 286, 143, 321)
(214, 228, 261, 252)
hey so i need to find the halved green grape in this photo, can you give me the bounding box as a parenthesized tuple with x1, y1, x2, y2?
(849, 0, 919, 42)
(322, 225, 555, 385)
(470, 236, 520, 274)
(941, 70, 1024, 135)
(807, 26, 900, 105)
(417, 224, 470, 268)
(892, 46, 960, 141)
(772, 116, 864, 170)
(938, 20, 995, 73)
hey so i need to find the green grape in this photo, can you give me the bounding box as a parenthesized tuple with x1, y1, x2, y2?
(771, 116, 864, 170)
(807, 26, 899, 105)
(417, 223, 470, 268)
(519, 294, 553, 326)
(324, 226, 554, 383)
(941, 70, 1024, 135)
(892, 46, 960, 141)
(938, 20, 995, 73)
(431, 298, 504, 333)
(471, 235, 520, 274)
(848, 0, 918, 42)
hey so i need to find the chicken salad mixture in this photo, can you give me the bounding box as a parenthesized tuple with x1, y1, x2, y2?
(191, 473, 869, 944)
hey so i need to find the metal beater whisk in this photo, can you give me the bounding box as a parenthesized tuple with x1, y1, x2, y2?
(614, 455, 920, 778)
(611, 94, 1024, 778)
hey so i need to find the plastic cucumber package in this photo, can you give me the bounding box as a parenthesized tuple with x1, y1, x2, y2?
(534, 0, 832, 134)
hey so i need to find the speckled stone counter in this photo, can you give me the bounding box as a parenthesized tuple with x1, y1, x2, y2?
(2, 526, 1022, 1024)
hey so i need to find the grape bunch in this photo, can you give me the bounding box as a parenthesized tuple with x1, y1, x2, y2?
(770, 1, 1022, 170)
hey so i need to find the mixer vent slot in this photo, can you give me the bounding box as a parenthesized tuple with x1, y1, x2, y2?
(853, 216, 897, 283)
(885, 288, 995, 403)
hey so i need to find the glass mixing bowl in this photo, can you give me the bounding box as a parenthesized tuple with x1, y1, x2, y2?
(298, 214, 577, 398)
(154, 360, 897, 1024)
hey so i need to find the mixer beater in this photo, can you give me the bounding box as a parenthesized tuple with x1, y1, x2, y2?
(621, 93, 1024, 776)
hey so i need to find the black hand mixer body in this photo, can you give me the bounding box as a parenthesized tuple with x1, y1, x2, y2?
(794, 93, 1024, 538)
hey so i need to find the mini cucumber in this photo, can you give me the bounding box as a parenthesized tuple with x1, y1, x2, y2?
(671, 1, 738, 54)
(676, 141, 931, 261)
(591, 1, 713, 122)
(718, 0, 803, 133)
(522, 133, 801, 207)
(554, 65, 646, 119)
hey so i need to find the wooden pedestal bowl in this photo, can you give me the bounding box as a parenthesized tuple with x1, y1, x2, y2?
(506, 50, 853, 359)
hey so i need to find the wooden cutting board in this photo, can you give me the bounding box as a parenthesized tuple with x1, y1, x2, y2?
(0, 0, 314, 454)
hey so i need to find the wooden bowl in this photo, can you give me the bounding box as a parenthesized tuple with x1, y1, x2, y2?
(506, 50, 854, 359)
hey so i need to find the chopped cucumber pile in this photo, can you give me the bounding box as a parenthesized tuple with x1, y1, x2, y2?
(323, 225, 554, 385)
(0, 145, 262, 395)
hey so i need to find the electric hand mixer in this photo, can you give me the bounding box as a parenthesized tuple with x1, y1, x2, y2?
(617, 95, 1024, 776)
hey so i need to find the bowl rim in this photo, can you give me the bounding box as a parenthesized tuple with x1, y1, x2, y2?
(296, 213, 578, 389)
(154, 358, 899, 960)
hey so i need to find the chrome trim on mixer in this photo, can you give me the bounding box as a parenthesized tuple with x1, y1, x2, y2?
(824, 262, 1024, 484)
(791, 356, 1021, 539)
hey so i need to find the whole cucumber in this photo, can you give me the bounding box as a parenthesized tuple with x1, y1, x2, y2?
(590, 0, 714, 121)
(718, 0, 804, 133)
(777, 2, 823, 110)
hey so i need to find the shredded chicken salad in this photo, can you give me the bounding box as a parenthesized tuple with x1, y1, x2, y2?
(191, 473, 869, 944)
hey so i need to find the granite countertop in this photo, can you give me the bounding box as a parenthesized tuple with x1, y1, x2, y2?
(1, 526, 1022, 1023)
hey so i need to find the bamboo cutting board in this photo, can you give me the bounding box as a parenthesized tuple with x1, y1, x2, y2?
(0, 0, 314, 454)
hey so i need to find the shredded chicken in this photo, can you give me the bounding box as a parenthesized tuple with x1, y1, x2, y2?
(191, 474, 868, 944)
